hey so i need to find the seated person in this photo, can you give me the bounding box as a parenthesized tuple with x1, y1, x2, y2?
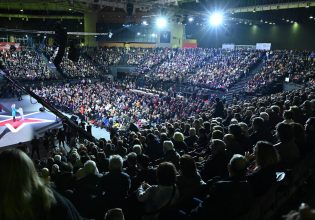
(192, 154, 253, 220)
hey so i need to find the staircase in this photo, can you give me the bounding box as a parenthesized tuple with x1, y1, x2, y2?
(225, 57, 265, 103)
(37, 49, 64, 79)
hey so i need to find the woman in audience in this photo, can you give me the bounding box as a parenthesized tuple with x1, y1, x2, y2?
(246, 141, 279, 196)
(0, 149, 83, 220)
(137, 162, 180, 220)
(177, 155, 205, 203)
(274, 122, 300, 169)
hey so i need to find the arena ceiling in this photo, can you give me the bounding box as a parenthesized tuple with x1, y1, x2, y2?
(0, 0, 314, 24)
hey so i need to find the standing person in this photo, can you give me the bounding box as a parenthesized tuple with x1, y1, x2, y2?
(31, 136, 41, 159)
(57, 129, 66, 149)
(11, 104, 16, 122)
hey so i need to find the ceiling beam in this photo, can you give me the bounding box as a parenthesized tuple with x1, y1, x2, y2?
(0, 13, 83, 20)
(228, 1, 315, 13)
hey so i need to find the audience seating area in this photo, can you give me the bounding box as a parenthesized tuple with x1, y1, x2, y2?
(1, 44, 315, 220)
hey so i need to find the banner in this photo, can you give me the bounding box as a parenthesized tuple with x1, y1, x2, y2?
(256, 43, 271, 50)
(222, 44, 235, 50)
(183, 39, 197, 48)
(0, 42, 21, 51)
(160, 31, 171, 43)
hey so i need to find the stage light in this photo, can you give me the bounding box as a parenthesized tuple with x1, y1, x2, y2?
(156, 17, 167, 29)
(188, 17, 194, 22)
(209, 12, 224, 27)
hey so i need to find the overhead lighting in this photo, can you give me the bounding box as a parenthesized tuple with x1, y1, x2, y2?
(108, 32, 113, 38)
(142, 20, 148, 26)
(265, 21, 268, 23)
(286, 19, 290, 22)
(310, 16, 314, 19)
(20, 9, 24, 12)
(209, 11, 224, 27)
(290, 20, 294, 23)
(188, 17, 194, 22)
(156, 17, 167, 29)
(151, 33, 157, 37)
(68, 8, 72, 11)
(137, 32, 141, 36)
(260, 19, 263, 23)
(80, 22, 83, 25)
(253, 9, 256, 13)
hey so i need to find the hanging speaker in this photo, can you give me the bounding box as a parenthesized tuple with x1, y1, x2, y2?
(126, 3, 133, 16)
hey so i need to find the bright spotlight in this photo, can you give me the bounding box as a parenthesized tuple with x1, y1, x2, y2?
(209, 12, 224, 26)
(156, 17, 167, 29)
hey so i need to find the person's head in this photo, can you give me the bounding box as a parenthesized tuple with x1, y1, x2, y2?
(238, 122, 249, 136)
(173, 132, 184, 142)
(305, 117, 315, 134)
(212, 130, 224, 140)
(127, 152, 137, 167)
(104, 208, 125, 220)
(157, 162, 177, 186)
(84, 160, 99, 175)
(132, 145, 142, 155)
(189, 128, 196, 137)
(223, 134, 235, 148)
(228, 124, 243, 138)
(276, 122, 294, 143)
(109, 155, 124, 172)
(0, 149, 56, 220)
(163, 140, 174, 153)
(283, 110, 294, 121)
(179, 155, 197, 178)
(254, 141, 279, 169)
(210, 139, 226, 155)
(252, 117, 264, 131)
(228, 154, 247, 178)
(260, 112, 270, 121)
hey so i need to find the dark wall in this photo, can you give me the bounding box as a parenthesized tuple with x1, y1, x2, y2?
(187, 22, 315, 50)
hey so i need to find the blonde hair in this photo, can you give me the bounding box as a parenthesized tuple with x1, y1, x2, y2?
(0, 149, 56, 220)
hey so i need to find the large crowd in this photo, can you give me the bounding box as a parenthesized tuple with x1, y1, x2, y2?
(0, 47, 58, 80)
(188, 49, 262, 89)
(3, 83, 315, 220)
(2, 45, 315, 220)
(246, 50, 315, 93)
(2, 47, 314, 94)
(33, 80, 213, 131)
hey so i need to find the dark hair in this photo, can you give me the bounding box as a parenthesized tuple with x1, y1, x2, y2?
(283, 110, 294, 120)
(254, 141, 279, 168)
(157, 162, 177, 186)
(179, 155, 197, 178)
(276, 122, 294, 142)
(228, 124, 243, 138)
(212, 130, 224, 140)
(252, 117, 264, 130)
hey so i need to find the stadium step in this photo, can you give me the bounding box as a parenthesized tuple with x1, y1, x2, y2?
(225, 56, 266, 103)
